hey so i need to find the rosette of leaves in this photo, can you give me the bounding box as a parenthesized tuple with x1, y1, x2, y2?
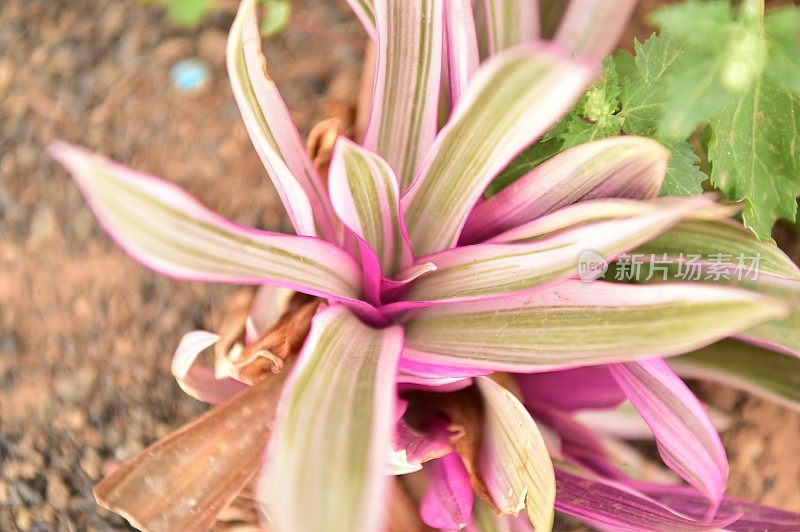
(49, 0, 800, 531)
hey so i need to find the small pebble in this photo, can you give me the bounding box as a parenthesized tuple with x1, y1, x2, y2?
(46, 472, 70, 510)
(170, 58, 210, 92)
(15, 508, 32, 531)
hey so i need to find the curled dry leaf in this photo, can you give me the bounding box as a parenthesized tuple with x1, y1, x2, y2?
(404, 387, 496, 512)
(213, 288, 257, 365)
(229, 296, 319, 384)
(212, 481, 262, 532)
(94, 367, 289, 531)
(306, 118, 342, 182)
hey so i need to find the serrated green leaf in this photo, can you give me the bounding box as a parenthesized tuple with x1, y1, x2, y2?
(555, 57, 624, 150)
(765, 7, 800, 98)
(708, 78, 800, 239)
(619, 34, 684, 136)
(658, 44, 740, 139)
(649, 0, 732, 39)
(659, 137, 707, 196)
(557, 114, 622, 150)
(583, 57, 621, 121)
(612, 49, 637, 80)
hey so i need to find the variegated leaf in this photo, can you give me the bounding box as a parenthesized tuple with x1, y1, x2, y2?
(670, 339, 800, 412)
(228, 0, 338, 240)
(483, 0, 540, 55)
(402, 197, 723, 304)
(402, 45, 594, 256)
(609, 359, 728, 514)
(365, 0, 443, 190)
(403, 280, 786, 372)
(260, 306, 403, 532)
(444, 0, 480, 106)
(329, 138, 413, 276)
(49, 142, 366, 306)
(462, 136, 670, 244)
(554, 0, 638, 61)
(477, 377, 555, 530)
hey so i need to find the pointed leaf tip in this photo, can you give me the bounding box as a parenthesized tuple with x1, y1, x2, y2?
(49, 141, 366, 306)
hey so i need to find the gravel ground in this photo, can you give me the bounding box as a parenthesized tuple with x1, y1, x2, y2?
(0, 1, 798, 531)
(0, 1, 362, 529)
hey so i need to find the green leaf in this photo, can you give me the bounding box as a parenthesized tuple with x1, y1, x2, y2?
(659, 137, 707, 196)
(259, 0, 291, 38)
(649, 0, 732, 39)
(670, 339, 800, 412)
(163, 0, 211, 26)
(490, 2, 800, 240)
(765, 7, 800, 97)
(555, 58, 624, 150)
(619, 33, 684, 136)
(612, 49, 637, 80)
(708, 78, 800, 238)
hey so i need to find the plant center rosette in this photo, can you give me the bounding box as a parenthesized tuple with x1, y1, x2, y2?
(50, 1, 800, 530)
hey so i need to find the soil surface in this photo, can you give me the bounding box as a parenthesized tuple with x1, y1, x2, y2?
(0, 1, 798, 531)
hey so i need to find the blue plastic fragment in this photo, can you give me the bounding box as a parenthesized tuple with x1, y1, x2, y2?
(170, 59, 210, 92)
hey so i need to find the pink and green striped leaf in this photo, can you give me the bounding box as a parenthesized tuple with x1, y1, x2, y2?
(477, 377, 555, 530)
(49, 142, 365, 305)
(516, 365, 625, 412)
(227, 0, 338, 241)
(634, 480, 800, 531)
(328, 138, 413, 276)
(403, 280, 787, 372)
(260, 306, 402, 532)
(483, 0, 540, 55)
(171, 331, 246, 405)
(402, 45, 594, 257)
(365, 0, 443, 190)
(615, 220, 800, 355)
(489, 196, 738, 244)
(420, 452, 474, 529)
(462, 136, 670, 244)
(553, 0, 638, 62)
(444, 0, 480, 107)
(466, 498, 535, 532)
(554, 468, 739, 531)
(345, 0, 377, 41)
(609, 359, 728, 514)
(402, 196, 724, 304)
(669, 339, 800, 413)
(634, 219, 800, 280)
